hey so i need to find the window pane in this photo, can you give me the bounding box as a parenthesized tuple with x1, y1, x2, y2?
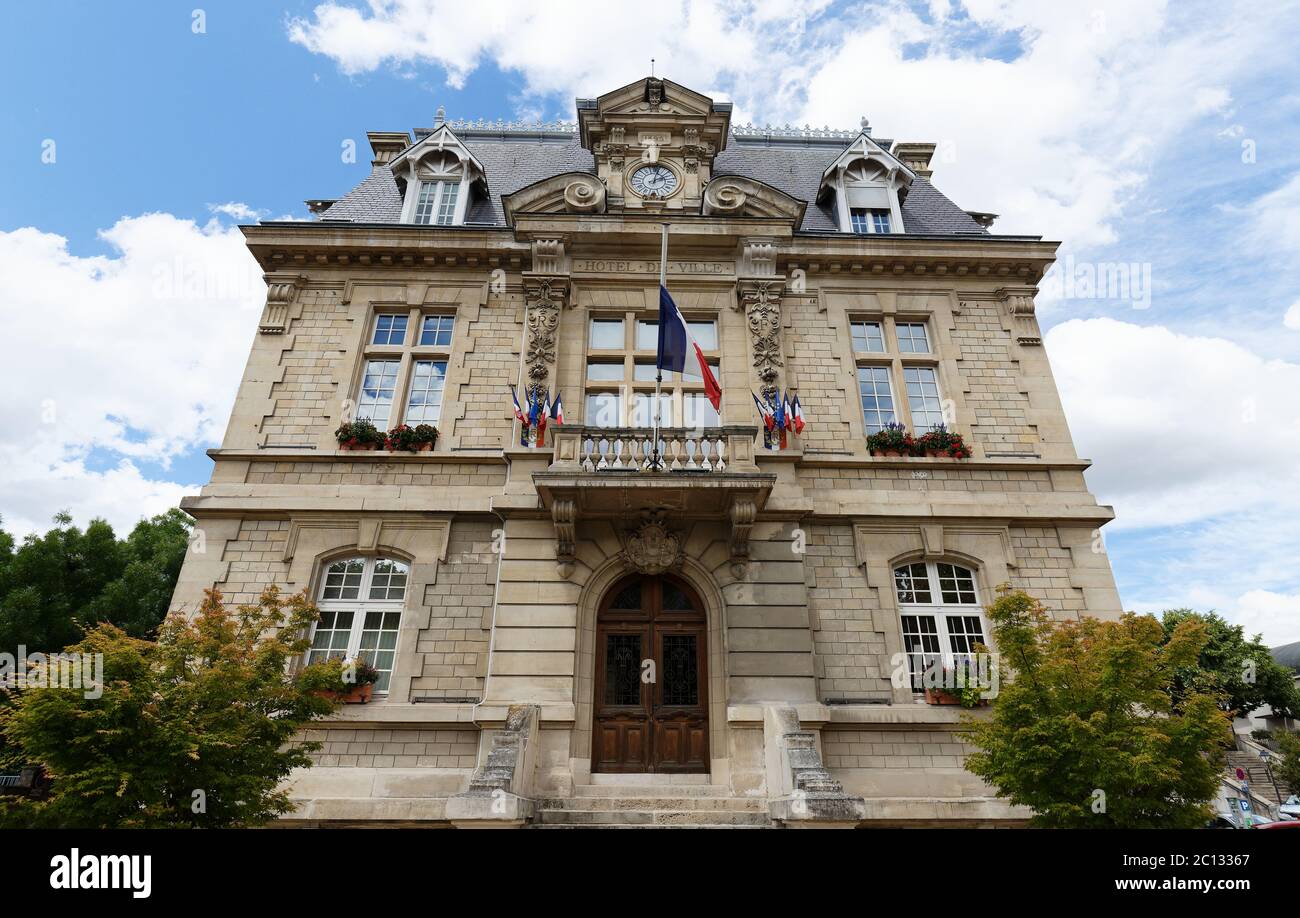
(894, 562, 932, 604)
(589, 319, 624, 349)
(631, 392, 673, 427)
(683, 393, 719, 428)
(372, 314, 408, 346)
(636, 320, 659, 351)
(413, 182, 438, 224)
(897, 322, 929, 353)
(586, 392, 622, 428)
(857, 366, 896, 434)
(872, 209, 892, 233)
(946, 615, 986, 657)
(419, 314, 455, 347)
(936, 563, 977, 605)
(850, 208, 870, 234)
(435, 181, 459, 225)
(357, 608, 402, 693)
(905, 366, 944, 430)
(405, 360, 447, 424)
(357, 359, 399, 427)
(368, 558, 409, 601)
(587, 361, 624, 381)
(633, 361, 659, 382)
(687, 321, 717, 350)
(321, 558, 365, 600)
(900, 614, 940, 689)
(851, 321, 884, 353)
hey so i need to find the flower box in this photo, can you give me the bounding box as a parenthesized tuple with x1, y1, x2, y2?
(312, 683, 372, 704)
(924, 688, 962, 705)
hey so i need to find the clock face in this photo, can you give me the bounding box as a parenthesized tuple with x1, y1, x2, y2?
(629, 164, 679, 198)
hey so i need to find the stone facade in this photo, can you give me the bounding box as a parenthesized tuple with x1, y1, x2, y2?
(169, 77, 1122, 827)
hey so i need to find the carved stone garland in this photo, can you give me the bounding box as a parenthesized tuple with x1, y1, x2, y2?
(523, 278, 566, 406)
(740, 280, 785, 403)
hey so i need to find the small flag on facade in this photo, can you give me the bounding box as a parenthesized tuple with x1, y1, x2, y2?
(509, 385, 526, 424)
(773, 393, 788, 450)
(519, 388, 532, 447)
(551, 391, 565, 426)
(791, 393, 805, 434)
(537, 390, 550, 446)
(657, 285, 722, 411)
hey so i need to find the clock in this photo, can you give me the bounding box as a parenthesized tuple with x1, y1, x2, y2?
(629, 164, 679, 198)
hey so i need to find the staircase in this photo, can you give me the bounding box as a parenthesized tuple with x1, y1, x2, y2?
(1226, 749, 1286, 805)
(533, 775, 772, 828)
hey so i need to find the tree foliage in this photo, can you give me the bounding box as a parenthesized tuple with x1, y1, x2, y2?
(0, 587, 337, 828)
(0, 508, 191, 653)
(1159, 609, 1300, 719)
(1276, 731, 1300, 796)
(961, 590, 1233, 828)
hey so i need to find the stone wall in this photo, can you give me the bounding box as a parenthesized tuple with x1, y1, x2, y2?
(300, 726, 479, 769)
(261, 287, 350, 446)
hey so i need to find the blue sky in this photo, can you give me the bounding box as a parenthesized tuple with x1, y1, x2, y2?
(2, 1, 1299, 645)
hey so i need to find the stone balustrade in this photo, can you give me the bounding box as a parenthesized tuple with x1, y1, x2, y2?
(549, 426, 761, 474)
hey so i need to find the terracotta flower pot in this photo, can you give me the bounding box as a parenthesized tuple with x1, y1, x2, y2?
(874, 449, 906, 457)
(924, 688, 961, 705)
(339, 441, 381, 452)
(415, 441, 434, 452)
(311, 683, 373, 704)
(925, 449, 948, 458)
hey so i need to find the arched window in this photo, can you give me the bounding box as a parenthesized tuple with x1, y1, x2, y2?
(306, 556, 409, 693)
(894, 561, 986, 690)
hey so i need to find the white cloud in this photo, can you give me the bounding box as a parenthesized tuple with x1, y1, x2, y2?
(1285, 300, 1300, 330)
(1047, 317, 1300, 530)
(287, 1, 1280, 248)
(0, 214, 265, 537)
(208, 201, 265, 221)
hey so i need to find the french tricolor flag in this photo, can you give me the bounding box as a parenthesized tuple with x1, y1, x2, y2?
(657, 286, 722, 411)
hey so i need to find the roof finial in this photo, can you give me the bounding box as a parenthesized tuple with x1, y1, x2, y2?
(860, 116, 871, 135)
(435, 104, 446, 126)
(650, 57, 655, 78)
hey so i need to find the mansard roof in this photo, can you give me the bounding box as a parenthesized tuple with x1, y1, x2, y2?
(318, 121, 987, 236)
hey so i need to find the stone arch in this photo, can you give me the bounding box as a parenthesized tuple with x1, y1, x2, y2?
(571, 552, 729, 784)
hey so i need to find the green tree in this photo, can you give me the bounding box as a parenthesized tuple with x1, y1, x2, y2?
(1276, 731, 1300, 796)
(1159, 609, 1300, 719)
(0, 587, 337, 828)
(961, 589, 1233, 828)
(0, 508, 192, 653)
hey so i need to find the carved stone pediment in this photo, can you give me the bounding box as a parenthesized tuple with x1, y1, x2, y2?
(702, 176, 806, 223)
(502, 172, 607, 224)
(621, 516, 683, 575)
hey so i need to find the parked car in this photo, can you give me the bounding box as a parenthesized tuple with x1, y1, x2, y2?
(1254, 819, 1300, 829)
(1279, 795, 1300, 819)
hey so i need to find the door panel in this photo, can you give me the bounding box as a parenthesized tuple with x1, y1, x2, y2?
(593, 575, 708, 773)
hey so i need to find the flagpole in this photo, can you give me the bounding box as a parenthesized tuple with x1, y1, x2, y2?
(652, 222, 668, 470)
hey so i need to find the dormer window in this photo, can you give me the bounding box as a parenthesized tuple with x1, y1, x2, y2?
(817, 134, 914, 236)
(389, 125, 486, 227)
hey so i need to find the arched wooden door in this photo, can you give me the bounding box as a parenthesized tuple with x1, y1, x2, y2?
(592, 574, 709, 773)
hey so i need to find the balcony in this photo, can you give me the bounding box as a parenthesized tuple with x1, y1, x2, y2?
(533, 426, 775, 578)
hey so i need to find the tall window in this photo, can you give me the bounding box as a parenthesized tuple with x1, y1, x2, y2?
(351, 311, 456, 436)
(413, 180, 461, 226)
(849, 316, 950, 441)
(307, 556, 408, 693)
(584, 313, 720, 428)
(895, 561, 985, 690)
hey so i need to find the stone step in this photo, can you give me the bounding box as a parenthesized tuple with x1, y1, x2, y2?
(539, 796, 765, 812)
(536, 809, 772, 827)
(588, 773, 712, 786)
(572, 783, 733, 798)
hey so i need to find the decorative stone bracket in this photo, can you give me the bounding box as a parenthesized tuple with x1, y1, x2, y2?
(763, 706, 866, 827)
(258, 273, 306, 334)
(997, 285, 1042, 346)
(445, 704, 540, 828)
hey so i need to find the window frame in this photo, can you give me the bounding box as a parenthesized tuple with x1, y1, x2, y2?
(893, 560, 988, 692)
(849, 315, 951, 442)
(583, 310, 721, 428)
(350, 307, 458, 441)
(307, 556, 410, 695)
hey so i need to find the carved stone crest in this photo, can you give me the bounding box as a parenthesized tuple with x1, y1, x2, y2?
(523, 277, 567, 403)
(622, 517, 682, 575)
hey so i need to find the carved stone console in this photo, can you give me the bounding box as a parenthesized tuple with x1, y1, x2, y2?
(997, 285, 1042, 346)
(258, 273, 306, 334)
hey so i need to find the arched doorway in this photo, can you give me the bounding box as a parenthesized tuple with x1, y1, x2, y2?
(592, 573, 709, 773)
